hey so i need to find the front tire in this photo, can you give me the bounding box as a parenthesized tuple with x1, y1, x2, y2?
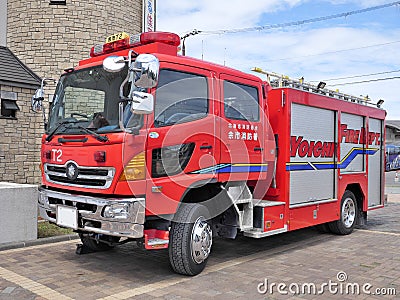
(329, 191, 358, 235)
(169, 203, 213, 276)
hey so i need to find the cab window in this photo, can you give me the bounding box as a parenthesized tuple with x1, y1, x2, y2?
(154, 69, 208, 127)
(224, 81, 259, 122)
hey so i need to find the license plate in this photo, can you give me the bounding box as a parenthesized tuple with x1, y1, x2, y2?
(57, 206, 78, 230)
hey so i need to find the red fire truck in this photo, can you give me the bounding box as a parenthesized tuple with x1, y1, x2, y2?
(32, 31, 386, 276)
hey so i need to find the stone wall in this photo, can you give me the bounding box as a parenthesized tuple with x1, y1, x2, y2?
(0, 85, 43, 184)
(64, 87, 105, 117)
(7, 0, 142, 81)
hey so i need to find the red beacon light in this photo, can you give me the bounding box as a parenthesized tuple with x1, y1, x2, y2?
(90, 32, 181, 57)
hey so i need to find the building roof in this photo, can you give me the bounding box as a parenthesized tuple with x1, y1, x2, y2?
(387, 120, 400, 131)
(0, 46, 41, 89)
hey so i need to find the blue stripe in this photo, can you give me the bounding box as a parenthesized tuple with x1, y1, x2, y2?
(337, 149, 377, 169)
(190, 164, 231, 174)
(190, 164, 268, 174)
(216, 165, 268, 173)
(286, 163, 314, 171)
(287, 148, 378, 171)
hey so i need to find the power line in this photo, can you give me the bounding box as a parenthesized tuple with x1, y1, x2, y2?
(315, 69, 400, 82)
(198, 1, 400, 35)
(264, 40, 400, 63)
(330, 76, 400, 86)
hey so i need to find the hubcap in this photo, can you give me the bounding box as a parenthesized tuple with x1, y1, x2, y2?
(191, 216, 212, 264)
(342, 197, 356, 228)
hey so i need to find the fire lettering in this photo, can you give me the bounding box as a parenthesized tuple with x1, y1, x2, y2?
(290, 136, 334, 158)
(340, 124, 380, 145)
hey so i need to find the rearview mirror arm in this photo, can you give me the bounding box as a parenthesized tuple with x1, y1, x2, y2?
(33, 77, 57, 129)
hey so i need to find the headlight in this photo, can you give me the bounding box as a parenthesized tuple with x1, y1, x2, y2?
(151, 143, 195, 178)
(103, 203, 131, 219)
(119, 152, 146, 181)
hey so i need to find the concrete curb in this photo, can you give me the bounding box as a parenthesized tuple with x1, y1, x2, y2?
(0, 234, 79, 252)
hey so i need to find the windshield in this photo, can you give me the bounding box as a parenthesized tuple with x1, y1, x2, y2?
(48, 65, 141, 134)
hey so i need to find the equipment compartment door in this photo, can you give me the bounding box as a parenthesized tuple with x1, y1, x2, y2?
(368, 118, 384, 208)
(288, 104, 337, 206)
(340, 113, 366, 174)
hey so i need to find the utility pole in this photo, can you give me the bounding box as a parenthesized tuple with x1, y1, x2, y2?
(181, 29, 201, 56)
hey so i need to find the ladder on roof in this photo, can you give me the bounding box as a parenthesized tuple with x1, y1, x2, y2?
(252, 67, 382, 108)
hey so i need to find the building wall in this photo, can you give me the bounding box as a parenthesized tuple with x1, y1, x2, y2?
(0, 85, 43, 184)
(7, 0, 142, 81)
(386, 126, 400, 145)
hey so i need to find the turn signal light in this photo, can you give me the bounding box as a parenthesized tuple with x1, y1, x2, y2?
(119, 152, 146, 181)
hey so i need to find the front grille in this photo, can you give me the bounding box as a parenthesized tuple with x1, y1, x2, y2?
(47, 165, 109, 177)
(48, 196, 97, 212)
(44, 162, 115, 189)
(48, 175, 106, 186)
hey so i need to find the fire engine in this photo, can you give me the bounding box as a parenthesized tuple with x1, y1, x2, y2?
(32, 31, 386, 276)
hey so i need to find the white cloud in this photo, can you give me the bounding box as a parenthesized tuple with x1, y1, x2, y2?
(158, 0, 307, 34)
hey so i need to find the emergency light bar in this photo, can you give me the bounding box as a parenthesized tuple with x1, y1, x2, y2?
(90, 32, 181, 57)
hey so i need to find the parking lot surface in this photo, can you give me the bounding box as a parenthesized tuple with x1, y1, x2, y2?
(0, 194, 399, 299)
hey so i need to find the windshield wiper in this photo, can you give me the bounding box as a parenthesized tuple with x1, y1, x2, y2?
(75, 126, 109, 142)
(45, 120, 80, 142)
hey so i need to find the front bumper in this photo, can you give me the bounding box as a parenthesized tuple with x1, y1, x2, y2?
(38, 188, 145, 238)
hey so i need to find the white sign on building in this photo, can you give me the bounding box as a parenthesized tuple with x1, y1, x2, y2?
(143, 0, 156, 32)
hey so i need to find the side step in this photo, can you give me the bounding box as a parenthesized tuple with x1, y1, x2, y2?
(143, 229, 169, 250)
(244, 200, 287, 239)
(222, 182, 253, 231)
(244, 226, 288, 238)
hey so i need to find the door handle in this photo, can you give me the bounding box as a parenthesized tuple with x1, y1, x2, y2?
(254, 147, 263, 152)
(200, 145, 213, 150)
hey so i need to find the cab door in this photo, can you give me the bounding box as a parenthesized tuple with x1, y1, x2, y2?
(218, 74, 266, 183)
(145, 63, 218, 216)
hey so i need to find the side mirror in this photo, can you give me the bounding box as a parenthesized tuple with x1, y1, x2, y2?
(103, 56, 126, 72)
(133, 54, 159, 88)
(130, 91, 154, 115)
(31, 88, 44, 112)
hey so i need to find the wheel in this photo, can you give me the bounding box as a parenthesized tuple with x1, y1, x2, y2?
(79, 233, 119, 251)
(329, 191, 358, 235)
(169, 203, 213, 276)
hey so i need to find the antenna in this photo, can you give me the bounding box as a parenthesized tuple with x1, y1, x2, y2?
(202, 40, 204, 60)
(224, 47, 227, 66)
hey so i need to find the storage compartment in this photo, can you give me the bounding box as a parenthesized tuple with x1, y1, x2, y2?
(253, 200, 285, 232)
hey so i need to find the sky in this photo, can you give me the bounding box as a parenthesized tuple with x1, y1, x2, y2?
(156, 0, 400, 119)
